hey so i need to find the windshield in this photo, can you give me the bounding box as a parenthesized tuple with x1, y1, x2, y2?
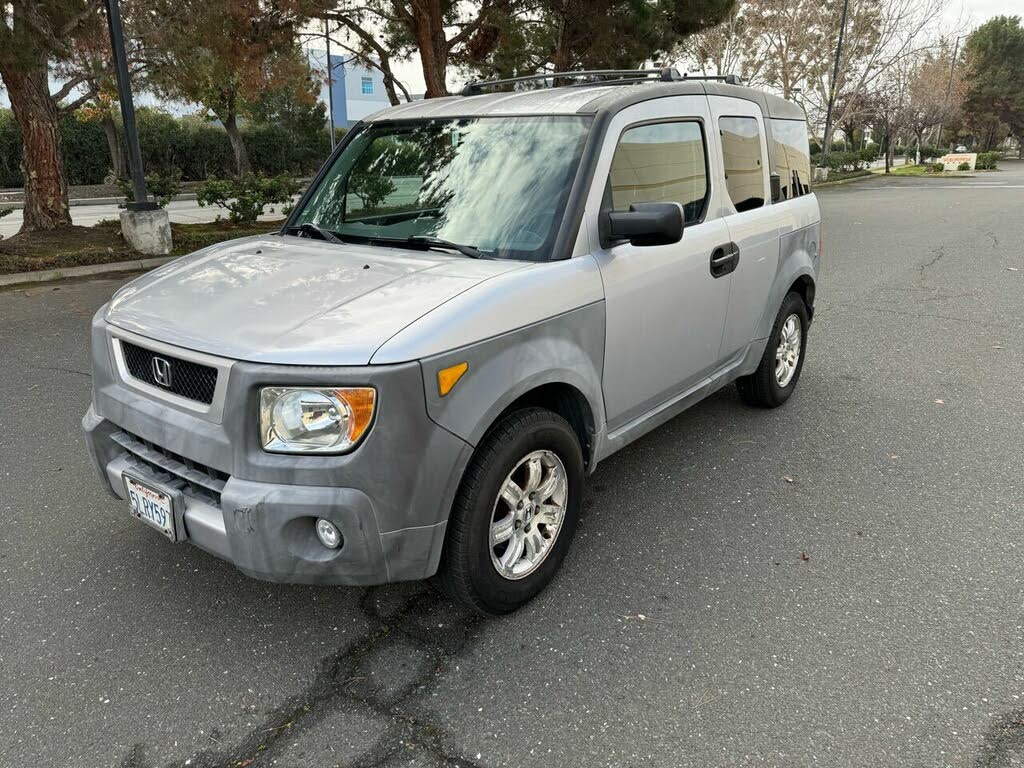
(290, 116, 592, 260)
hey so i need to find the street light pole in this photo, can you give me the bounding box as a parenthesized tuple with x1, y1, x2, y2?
(104, 0, 155, 210)
(821, 0, 850, 162)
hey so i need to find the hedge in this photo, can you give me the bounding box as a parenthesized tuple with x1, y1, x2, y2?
(0, 107, 340, 188)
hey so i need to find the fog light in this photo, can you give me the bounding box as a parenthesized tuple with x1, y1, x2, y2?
(315, 518, 342, 549)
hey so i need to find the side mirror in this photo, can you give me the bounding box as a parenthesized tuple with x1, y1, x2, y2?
(770, 173, 782, 203)
(601, 202, 683, 248)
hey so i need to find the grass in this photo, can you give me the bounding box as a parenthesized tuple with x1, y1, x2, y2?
(0, 218, 285, 275)
(875, 163, 997, 177)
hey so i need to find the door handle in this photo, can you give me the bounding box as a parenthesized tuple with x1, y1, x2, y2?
(710, 242, 740, 278)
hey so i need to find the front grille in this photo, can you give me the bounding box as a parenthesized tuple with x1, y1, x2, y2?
(112, 431, 228, 507)
(121, 341, 217, 404)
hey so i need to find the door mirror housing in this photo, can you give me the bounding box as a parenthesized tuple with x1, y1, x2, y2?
(601, 202, 684, 248)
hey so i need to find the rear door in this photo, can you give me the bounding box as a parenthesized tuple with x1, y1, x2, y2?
(586, 95, 735, 432)
(707, 96, 790, 358)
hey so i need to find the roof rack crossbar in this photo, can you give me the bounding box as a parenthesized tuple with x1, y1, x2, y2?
(679, 73, 744, 85)
(459, 68, 685, 96)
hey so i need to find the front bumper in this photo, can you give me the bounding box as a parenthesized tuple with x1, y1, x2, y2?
(83, 314, 473, 585)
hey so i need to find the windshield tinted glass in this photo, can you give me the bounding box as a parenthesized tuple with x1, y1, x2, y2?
(291, 116, 591, 260)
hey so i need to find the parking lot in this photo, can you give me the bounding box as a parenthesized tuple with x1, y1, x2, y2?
(2, 162, 1023, 767)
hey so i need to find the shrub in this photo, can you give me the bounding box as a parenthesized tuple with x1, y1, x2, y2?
(0, 106, 335, 190)
(926, 162, 944, 173)
(957, 161, 971, 171)
(976, 151, 1000, 170)
(195, 173, 300, 223)
(858, 145, 878, 163)
(114, 167, 183, 208)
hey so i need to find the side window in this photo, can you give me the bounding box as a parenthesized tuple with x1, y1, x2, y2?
(770, 118, 812, 200)
(719, 116, 765, 213)
(608, 121, 708, 225)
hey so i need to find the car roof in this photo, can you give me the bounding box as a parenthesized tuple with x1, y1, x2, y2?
(363, 80, 806, 123)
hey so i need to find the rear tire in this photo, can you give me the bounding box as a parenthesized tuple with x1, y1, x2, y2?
(736, 291, 809, 408)
(435, 407, 584, 614)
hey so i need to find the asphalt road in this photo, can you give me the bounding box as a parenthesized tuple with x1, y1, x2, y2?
(2, 163, 1023, 768)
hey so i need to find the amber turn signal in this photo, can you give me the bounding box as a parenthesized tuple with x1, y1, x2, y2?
(437, 362, 469, 396)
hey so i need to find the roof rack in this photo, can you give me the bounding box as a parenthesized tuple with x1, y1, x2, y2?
(459, 68, 743, 96)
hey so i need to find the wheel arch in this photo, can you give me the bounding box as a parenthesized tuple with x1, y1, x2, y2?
(492, 381, 597, 470)
(788, 274, 816, 321)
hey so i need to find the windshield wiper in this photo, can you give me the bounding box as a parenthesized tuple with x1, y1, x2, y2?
(286, 222, 344, 245)
(374, 235, 486, 259)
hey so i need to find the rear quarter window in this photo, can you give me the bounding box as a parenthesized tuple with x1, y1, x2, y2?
(771, 118, 812, 200)
(719, 116, 766, 213)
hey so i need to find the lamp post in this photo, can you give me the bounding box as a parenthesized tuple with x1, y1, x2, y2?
(104, 0, 171, 253)
(104, 0, 155, 211)
(821, 0, 850, 162)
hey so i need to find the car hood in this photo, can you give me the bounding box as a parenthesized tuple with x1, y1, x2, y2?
(105, 234, 528, 365)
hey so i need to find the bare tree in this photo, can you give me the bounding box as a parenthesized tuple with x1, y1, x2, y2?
(867, 56, 914, 173)
(905, 43, 965, 161)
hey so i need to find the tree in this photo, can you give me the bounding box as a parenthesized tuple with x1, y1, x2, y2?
(315, 1, 511, 99)
(55, 5, 145, 180)
(0, 0, 100, 232)
(313, 11, 412, 106)
(144, 0, 318, 174)
(866, 57, 913, 173)
(962, 16, 1024, 154)
(905, 43, 964, 160)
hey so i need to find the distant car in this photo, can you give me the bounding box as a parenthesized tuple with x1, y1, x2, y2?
(83, 68, 821, 613)
(955, 145, 968, 152)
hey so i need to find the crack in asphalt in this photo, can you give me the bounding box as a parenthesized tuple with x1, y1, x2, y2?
(129, 585, 488, 768)
(918, 245, 945, 280)
(975, 709, 1024, 767)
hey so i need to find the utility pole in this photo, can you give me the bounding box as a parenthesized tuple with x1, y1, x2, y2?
(324, 18, 336, 151)
(104, 0, 154, 211)
(937, 35, 961, 150)
(821, 0, 850, 162)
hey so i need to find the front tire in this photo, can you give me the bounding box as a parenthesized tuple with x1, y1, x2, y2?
(736, 291, 809, 408)
(435, 407, 584, 614)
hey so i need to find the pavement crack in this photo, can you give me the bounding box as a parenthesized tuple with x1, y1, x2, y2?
(161, 585, 490, 768)
(918, 245, 945, 280)
(974, 708, 1024, 767)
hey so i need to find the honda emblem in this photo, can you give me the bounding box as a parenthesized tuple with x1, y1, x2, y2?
(151, 356, 173, 388)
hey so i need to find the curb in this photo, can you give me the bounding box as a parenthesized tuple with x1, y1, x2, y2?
(1, 193, 199, 210)
(814, 173, 875, 189)
(0, 256, 174, 289)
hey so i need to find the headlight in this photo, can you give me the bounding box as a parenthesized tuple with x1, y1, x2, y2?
(259, 387, 376, 454)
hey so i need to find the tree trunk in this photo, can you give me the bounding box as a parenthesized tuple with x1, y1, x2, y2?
(102, 113, 128, 180)
(222, 113, 250, 176)
(409, 0, 449, 98)
(0, 58, 72, 233)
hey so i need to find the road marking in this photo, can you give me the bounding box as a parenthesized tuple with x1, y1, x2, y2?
(869, 184, 1024, 189)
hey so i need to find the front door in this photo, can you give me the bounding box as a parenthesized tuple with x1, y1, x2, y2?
(587, 96, 734, 433)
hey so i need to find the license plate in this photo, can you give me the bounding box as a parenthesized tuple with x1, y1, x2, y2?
(124, 474, 177, 541)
